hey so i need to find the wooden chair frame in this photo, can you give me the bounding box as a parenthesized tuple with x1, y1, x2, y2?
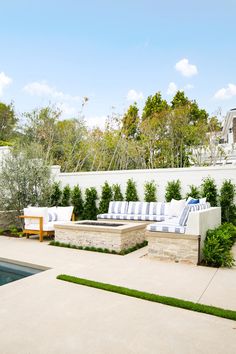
(19, 213, 75, 242)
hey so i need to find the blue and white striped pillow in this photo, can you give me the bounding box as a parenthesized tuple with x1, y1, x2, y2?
(127, 202, 150, 215)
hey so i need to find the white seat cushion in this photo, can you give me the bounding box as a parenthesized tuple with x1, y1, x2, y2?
(25, 222, 55, 232)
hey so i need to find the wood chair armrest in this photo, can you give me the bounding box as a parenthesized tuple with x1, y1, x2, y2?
(19, 215, 44, 242)
(19, 215, 43, 220)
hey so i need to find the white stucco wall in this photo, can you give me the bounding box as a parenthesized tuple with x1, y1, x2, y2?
(52, 165, 236, 201)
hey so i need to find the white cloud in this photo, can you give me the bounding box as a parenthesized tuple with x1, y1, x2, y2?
(126, 89, 144, 101)
(0, 72, 12, 96)
(56, 102, 77, 117)
(185, 84, 194, 90)
(167, 82, 178, 95)
(214, 83, 236, 100)
(175, 58, 198, 77)
(23, 81, 81, 102)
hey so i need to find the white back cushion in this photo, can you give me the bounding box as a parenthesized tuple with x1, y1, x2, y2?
(164, 202, 171, 216)
(56, 206, 74, 221)
(127, 202, 149, 215)
(23, 207, 49, 226)
(169, 199, 186, 217)
(108, 201, 128, 214)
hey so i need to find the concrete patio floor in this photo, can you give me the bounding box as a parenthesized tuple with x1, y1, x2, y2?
(0, 236, 236, 354)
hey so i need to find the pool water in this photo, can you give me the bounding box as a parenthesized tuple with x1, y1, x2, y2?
(0, 261, 43, 286)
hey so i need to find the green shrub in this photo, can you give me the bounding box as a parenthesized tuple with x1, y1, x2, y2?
(219, 180, 236, 225)
(125, 179, 139, 201)
(201, 177, 218, 206)
(165, 180, 182, 202)
(50, 182, 62, 206)
(144, 180, 157, 202)
(61, 185, 71, 206)
(83, 187, 98, 220)
(98, 182, 113, 213)
(186, 185, 200, 199)
(71, 185, 84, 220)
(203, 223, 236, 267)
(112, 184, 124, 201)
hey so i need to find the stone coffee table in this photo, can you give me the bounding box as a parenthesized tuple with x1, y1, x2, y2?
(54, 220, 147, 253)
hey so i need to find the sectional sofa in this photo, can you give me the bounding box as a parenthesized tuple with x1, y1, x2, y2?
(98, 200, 221, 264)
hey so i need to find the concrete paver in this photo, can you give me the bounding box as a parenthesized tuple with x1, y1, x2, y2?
(0, 236, 236, 354)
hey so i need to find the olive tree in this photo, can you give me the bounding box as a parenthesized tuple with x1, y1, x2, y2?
(0, 149, 52, 214)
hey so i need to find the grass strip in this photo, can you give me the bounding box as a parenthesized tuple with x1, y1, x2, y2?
(57, 274, 236, 322)
(49, 240, 148, 255)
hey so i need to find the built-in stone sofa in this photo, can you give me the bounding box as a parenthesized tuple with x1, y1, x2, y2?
(98, 200, 221, 264)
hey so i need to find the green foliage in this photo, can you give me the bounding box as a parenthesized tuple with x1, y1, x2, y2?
(203, 223, 236, 267)
(201, 177, 218, 206)
(83, 187, 98, 220)
(71, 185, 84, 220)
(0, 149, 52, 213)
(61, 185, 71, 206)
(165, 180, 182, 202)
(0, 102, 17, 141)
(98, 182, 113, 213)
(142, 92, 169, 120)
(171, 91, 189, 108)
(125, 179, 139, 201)
(112, 184, 124, 201)
(220, 180, 236, 225)
(144, 180, 157, 202)
(186, 185, 201, 199)
(122, 103, 140, 139)
(57, 275, 236, 322)
(50, 182, 62, 206)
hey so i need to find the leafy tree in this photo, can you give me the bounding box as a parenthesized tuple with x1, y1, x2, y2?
(165, 180, 182, 202)
(0, 148, 52, 214)
(71, 185, 84, 220)
(144, 180, 157, 202)
(125, 179, 139, 201)
(112, 184, 124, 201)
(186, 185, 201, 199)
(171, 91, 189, 108)
(122, 103, 139, 139)
(83, 187, 98, 220)
(220, 180, 236, 224)
(61, 185, 71, 206)
(201, 177, 218, 206)
(0, 102, 17, 142)
(142, 92, 169, 120)
(98, 182, 113, 213)
(50, 182, 62, 206)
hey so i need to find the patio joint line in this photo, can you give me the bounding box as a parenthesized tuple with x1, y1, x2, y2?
(197, 268, 219, 303)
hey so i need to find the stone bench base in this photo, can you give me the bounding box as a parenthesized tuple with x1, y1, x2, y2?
(146, 231, 200, 265)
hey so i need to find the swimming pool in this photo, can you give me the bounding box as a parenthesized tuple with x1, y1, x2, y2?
(0, 261, 43, 286)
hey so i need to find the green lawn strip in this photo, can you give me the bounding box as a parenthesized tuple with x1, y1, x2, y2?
(57, 274, 236, 322)
(49, 240, 148, 255)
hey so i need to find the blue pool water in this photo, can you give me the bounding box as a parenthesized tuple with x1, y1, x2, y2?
(0, 261, 42, 286)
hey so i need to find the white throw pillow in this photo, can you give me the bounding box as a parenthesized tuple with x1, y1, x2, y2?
(56, 206, 73, 221)
(199, 197, 207, 204)
(169, 199, 186, 217)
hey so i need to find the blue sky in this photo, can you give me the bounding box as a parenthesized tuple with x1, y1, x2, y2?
(0, 0, 235, 128)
